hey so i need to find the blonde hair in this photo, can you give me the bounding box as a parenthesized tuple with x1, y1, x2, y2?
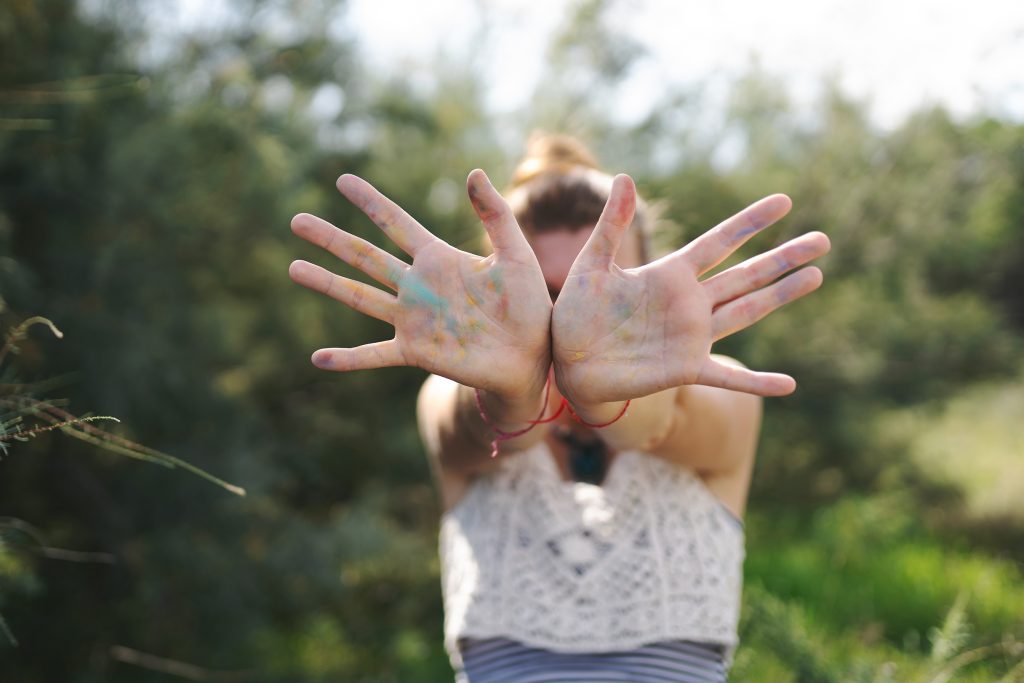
(503, 133, 652, 262)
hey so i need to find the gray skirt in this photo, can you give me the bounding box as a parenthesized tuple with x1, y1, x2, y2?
(456, 638, 728, 683)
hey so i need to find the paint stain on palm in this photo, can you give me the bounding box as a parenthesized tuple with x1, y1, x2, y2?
(464, 318, 485, 342)
(615, 325, 636, 342)
(403, 272, 443, 309)
(612, 290, 636, 321)
(486, 269, 509, 321)
(464, 267, 508, 323)
(405, 272, 493, 360)
(402, 273, 459, 338)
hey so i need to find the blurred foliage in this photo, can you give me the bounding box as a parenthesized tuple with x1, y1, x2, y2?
(0, 305, 247, 495)
(1, 0, 1023, 681)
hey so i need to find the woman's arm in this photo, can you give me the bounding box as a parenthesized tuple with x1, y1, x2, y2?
(572, 359, 759, 470)
(418, 373, 556, 509)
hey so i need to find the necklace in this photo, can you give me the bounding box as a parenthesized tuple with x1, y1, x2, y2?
(553, 426, 609, 485)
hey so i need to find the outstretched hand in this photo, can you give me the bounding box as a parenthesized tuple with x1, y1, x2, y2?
(289, 171, 552, 400)
(552, 174, 830, 405)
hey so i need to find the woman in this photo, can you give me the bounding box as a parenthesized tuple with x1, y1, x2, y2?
(289, 136, 830, 681)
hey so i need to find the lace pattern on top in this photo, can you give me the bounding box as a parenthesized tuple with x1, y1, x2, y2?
(439, 445, 745, 668)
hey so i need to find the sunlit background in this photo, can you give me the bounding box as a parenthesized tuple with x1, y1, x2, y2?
(2, 0, 1023, 680)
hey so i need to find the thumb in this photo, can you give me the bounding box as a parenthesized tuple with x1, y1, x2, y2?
(573, 174, 636, 272)
(467, 169, 532, 260)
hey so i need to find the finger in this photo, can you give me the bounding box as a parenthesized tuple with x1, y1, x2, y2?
(289, 260, 397, 324)
(336, 174, 436, 257)
(573, 174, 636, 271)
(696, 356, 796, 396)
(291, 213, 407, 290)
(311, 340, 405, 372)
(710, 266, 823, 341)
(703, 231, 830, 305)
(676, 194, 793, 276)
(467, 169, 533, 261)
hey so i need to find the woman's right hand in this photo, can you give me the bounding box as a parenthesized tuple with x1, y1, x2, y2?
(289, 170, 552, 402)
(551, 175, 828, 408)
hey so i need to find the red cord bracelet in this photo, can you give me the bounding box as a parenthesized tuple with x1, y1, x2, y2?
(564, 399, 631, 428)
(475, 381, 630, 457)
(475, 379, 564, 458)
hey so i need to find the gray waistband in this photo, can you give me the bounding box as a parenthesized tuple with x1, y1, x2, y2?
(456, 638, 728, 683)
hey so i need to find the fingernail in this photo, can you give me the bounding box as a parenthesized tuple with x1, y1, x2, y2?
(312, 351, 332, 368)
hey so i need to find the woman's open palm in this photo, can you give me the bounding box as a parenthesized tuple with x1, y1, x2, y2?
(552, 175, 831, 404)
(289, 171, 552, 398)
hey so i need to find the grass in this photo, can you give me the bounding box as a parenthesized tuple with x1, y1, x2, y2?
(736, 495, 1024, 681)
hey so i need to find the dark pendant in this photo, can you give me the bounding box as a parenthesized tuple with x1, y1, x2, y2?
(556, 428, 609, 485)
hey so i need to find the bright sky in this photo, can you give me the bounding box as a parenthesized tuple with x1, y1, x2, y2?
(170, 0, 1024, 130)
(341, 0, 1024, 129)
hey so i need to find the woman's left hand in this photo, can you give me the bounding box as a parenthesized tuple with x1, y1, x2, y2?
(551, 174, 831, 407)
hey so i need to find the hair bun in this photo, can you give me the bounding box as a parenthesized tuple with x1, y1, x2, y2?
(511, 133, 601, 187)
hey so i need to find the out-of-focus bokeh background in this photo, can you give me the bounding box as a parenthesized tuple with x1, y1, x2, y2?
(2, 0, 1023, 680)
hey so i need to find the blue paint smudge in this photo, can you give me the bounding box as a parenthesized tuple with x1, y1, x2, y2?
(733, 223, 763, 240)
(403, 275, 445, 309)
(402, 273, 467, 345)
(772, 253, 790, 277)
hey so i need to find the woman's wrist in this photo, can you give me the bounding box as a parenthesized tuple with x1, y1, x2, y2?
(561, 397, 630, 427)
(462, 370, 554, 458)
(469, 357, 551, 426)
(564, 387, 679, 453)
(551, 364, 623, 424)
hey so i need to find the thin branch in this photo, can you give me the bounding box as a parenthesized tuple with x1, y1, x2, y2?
(37, 546, 117, 564)
(0, 315, 63, 368)
(0, 74, 147, 104)
(109, 646, 256, 682)
(0, 119, 52, 131)
(0, 517, 116, 564)
(12, 398, 246, 496)
(61, 427, 245, 495)
(0, 612, 17, 647)
(0, 415, 119, 442)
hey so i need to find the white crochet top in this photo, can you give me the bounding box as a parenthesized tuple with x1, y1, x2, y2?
(439, 443, 745, 668)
